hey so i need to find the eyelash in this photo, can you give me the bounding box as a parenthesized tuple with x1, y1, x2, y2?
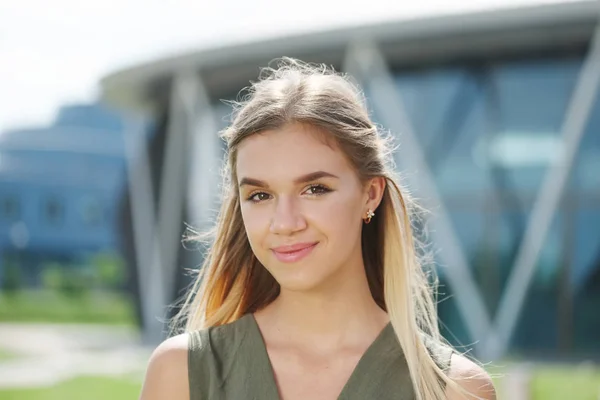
(246, 184, 332, 203)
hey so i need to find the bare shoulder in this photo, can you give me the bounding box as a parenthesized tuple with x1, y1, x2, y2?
(139, 333, 190, 400)
(446, 353, 497, 400)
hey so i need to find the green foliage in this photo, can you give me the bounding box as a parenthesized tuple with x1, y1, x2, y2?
(0, 290, 135, 325)
(1, 262, 21, 296)
(90, 253, 127, 289)
(40, 263, 63, 291)
(59, 267, 91, 298)
(39, 252, 128, 298)
(40, 264, 90, 298)
(0, 251, 132, 325)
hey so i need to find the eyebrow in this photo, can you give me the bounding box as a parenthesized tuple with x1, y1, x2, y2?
(238, 171, 339, 188)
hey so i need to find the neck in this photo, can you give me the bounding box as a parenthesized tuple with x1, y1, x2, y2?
(255, 260, 389, 346)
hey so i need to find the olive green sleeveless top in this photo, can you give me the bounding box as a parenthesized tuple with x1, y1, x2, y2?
(188, 314, 453, 399)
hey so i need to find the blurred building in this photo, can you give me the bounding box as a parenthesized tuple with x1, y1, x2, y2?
(0, 104, 128, 287)
(100, 0, 600, 360)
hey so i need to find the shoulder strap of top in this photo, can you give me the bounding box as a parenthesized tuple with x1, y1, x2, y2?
(188, 328, 212, 400)
(187, 316, 251, 400)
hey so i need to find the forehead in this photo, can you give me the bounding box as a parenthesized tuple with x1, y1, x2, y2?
(236, 123, 353, 181)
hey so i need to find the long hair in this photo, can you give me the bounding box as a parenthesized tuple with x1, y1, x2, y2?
(173, 58, 466, 400)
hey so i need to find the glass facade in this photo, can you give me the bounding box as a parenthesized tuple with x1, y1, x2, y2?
(387, 54, 599, 357)
(0, 103, 127, 288)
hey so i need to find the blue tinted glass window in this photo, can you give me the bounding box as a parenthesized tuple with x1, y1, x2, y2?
(487, 59, 582, 201)
(384, 55, 596, 357)
(575, 95, 600, 193)
(573, 209, 600, 352)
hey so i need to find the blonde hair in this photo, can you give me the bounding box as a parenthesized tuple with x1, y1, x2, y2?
(173, 58, 466, 400)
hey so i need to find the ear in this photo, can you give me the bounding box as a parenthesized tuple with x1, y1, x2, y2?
(364, 176, 386, 213)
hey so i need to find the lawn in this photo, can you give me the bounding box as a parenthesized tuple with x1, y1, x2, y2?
(0, 290, 135, 325)
(530, 365, 600, 400)
(491, 362, 600, 400)
(0, 376, 141, 400)
(0, 349, 16, 362)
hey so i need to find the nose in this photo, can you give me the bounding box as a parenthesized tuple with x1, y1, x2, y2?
(269, 195, 306, 235)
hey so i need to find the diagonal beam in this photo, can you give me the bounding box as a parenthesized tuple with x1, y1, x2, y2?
(488, 20, 600, 360)
(123, 115, 166, 345)
(343, 42, 495, 355)
(186, 77, 221, 233)
(159, 72, 200, 302)
(123, 71, 203, 345)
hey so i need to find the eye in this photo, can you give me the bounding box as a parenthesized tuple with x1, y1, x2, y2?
(247, 192, 271, 203)
(304, 184, 331, 196)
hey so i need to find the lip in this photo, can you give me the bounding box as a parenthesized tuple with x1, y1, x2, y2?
(271, 242, 318, 263)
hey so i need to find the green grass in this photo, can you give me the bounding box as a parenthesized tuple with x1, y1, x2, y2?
(0, 376, 141, 400)
(490, 362, 600, 400)
(0, 349, 16, 362)
(531, 365, 600, 400)
(0, 290, 135, 325)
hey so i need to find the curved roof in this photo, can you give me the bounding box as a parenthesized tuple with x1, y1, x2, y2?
(100, 0, 600, 111)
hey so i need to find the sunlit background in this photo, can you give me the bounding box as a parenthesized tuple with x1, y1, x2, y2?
(1, 0, 599, 399)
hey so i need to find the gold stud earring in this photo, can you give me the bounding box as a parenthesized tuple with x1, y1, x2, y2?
(364, 209, 375, 224)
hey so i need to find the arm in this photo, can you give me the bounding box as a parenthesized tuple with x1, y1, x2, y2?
(139, 334, 190, 400)
(446, 353, 497, 400)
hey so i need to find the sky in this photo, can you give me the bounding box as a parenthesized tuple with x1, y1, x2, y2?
(0, 0, 580, 132)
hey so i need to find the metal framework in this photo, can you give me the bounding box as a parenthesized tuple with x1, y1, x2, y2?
(343, 16, 600, 360)
(488, 18, 600, 360)
(123, 114, 166, 344)
(123, 71, 221, 343)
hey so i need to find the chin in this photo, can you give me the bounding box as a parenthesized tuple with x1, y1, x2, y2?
(269, 265, 337, 294)
(277, 277, 325, 293)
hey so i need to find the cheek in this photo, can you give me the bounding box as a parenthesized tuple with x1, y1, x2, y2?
(307, 195, 363, 242)
(240, 204, 270, 246)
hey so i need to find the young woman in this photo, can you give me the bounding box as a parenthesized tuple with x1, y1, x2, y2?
(139, 58, 496, 400)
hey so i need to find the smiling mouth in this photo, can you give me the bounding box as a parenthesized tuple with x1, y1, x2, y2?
(271, 242, 318, 263)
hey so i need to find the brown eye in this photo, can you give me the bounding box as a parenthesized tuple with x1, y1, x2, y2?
(248, 192, 271, 202)
(305, 184, 331, 195)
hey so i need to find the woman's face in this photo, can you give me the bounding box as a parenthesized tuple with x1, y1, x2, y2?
(236, 122, 384, 292)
